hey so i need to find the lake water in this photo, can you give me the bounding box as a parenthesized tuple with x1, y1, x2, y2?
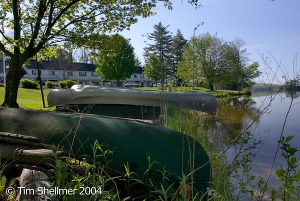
(210, 91, 300, 190)
(248, 92, 300, 187)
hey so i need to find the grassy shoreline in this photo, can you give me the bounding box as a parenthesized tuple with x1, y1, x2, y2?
(135, 86, 250, 97)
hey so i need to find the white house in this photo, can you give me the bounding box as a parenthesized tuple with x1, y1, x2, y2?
(23, 60, 103, 84)
(1, 60, 153, 87)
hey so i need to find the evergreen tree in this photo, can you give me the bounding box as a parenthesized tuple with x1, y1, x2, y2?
(170, 29, 187, 85)
(144, 22, 172, 89)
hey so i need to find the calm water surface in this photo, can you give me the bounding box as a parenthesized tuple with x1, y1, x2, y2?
(249, 92, 300, 186)
(213, 91, 300, 188)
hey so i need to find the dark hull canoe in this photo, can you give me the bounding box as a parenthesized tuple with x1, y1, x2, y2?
(0, 108, 211, 193)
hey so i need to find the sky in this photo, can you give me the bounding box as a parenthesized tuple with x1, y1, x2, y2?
(121, 0, 300, 84)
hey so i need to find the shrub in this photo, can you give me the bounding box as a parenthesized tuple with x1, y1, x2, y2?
(242, 89, 251, 96)
(20, 79, 38, 89)
(0, 83, 4, 87)
(59, 81, 67, 88)
(46, 81, 56, 89)
(65, 80, 76, 88)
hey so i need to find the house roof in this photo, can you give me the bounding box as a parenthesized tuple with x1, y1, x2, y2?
(0, 60, 144, 74)
(26, 60, 96, 71)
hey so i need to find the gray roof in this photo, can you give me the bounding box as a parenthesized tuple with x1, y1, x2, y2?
(0, 60, 144, 74)
(26, 60, 96, 71)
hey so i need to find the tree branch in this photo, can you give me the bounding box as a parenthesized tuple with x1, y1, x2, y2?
(27, 0, 47, 49)
(0, 41, 14, 57)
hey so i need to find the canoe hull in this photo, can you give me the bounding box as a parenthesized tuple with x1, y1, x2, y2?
(0, 108, 211, 192)
(48, 85, 217, 114)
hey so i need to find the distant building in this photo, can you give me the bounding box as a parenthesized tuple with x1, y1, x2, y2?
(0, 60, 153, 87)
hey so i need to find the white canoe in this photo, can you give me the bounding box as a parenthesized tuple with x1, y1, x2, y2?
(48, 85, 217, 113)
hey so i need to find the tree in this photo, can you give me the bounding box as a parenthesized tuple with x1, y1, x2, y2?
(221, 40, 261, 90)
(0, 1, 200, 108)
(144, 22, 172, 90)
(48, 48, 73, 80)
(178, 35, 261, 90)
(95, 34, 136, 86)
(144, 54, 166, 85)
(176, 37, 201, 86)
(170, 29, 187, 85)
(177, 34, 223, 91)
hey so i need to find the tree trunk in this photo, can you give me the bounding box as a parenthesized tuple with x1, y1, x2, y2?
(2, 59, 26, 108)
(209, 84, 214, 91)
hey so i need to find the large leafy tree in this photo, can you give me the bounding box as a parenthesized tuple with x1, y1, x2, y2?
(178, 34, 260, 90)
(170, 29, 187, 85)
(144, 53, 166, 85)
(176, 37, 201, 86)
(144, 22, 172, 89)
(221, 40, 261, 90)
(95, 34, 136, 86)
(0, 0, 200, 108)
(178, 33, 223, 91)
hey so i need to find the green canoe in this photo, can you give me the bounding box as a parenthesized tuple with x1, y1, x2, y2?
(0, 108, 211, 193)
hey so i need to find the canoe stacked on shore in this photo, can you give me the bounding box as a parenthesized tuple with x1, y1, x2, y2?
(48, 85, 217, 117)
(0, 108, 212, 193)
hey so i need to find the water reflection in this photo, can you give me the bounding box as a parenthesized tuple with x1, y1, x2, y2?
(160, 91, 300, 195)
(204, 97, 261, 150)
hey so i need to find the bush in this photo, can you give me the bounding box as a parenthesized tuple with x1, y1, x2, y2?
(21, 79, 38, 89)
(65, 80, 76, 88)
(242, 89, 251, 96)
(46, 81, 56, 89)
(0, 83, 4, 87)
(59, 81, 67, 88)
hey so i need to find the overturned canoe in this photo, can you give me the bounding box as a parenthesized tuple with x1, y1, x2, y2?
(48, 85, 217, 114)
(0, 108, 211, 193)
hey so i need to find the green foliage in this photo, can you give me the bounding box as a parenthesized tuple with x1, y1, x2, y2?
(65, 80, 76, 88)
(144, 22, 173, 89)
(177, 38, 202, 86)
(178, 34, 223, 90)
(0, 83, 3, 87)
(0, 0, 200, 107)
(275, 136, 300, 201)
(46, 81, 56, 89)
(95, 34, 136, 85)
(177, 34, 261, 90)
(58, 81, 67, 88)
(144, 54, 166, 83)
(20, 79, 38, 89)
(170, 29, 187, 84)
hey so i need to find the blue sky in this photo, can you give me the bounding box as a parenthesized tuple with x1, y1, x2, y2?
(121, 0, 300, 84)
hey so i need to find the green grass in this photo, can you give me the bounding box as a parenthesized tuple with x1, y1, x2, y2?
(0, 87, 52, 110)
(135, 86, 250, 97)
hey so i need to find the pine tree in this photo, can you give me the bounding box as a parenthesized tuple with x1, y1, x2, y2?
(144, 22, 172, 89)
(170, 29, 187, 85)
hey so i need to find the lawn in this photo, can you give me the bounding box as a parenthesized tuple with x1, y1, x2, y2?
(135, 86, 250, 97)
(0, 86, 52, 110)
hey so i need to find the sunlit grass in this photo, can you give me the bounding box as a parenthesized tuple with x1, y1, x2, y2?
(0, 87, 53, 110)
(135, 86, 249, 97)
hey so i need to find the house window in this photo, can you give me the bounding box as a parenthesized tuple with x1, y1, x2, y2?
(79, 71, 87, 76)
(134, 74, 137, 78)
(67, 71, 73, 76)
(32, 69, 38, 75)
(50, 70, 56, 76)
(92, 72, 98, 77)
